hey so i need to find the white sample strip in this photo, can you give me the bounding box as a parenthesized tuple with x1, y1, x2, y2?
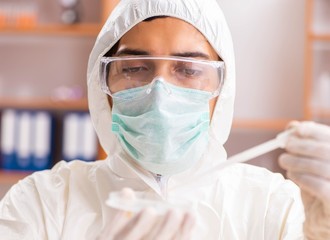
(226, 129, 293, 165)
(197, 128, 294, 178)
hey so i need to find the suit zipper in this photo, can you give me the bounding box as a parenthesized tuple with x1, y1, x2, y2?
(155, 174, 169, 199)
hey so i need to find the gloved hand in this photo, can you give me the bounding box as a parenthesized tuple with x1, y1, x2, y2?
(279, 121, 330, 239)
(98, 188, 196, 240)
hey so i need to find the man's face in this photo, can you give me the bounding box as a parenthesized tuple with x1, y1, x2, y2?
(112, 17, 220, 119)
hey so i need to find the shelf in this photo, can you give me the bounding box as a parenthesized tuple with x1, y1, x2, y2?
(0, 97, 88, 111)
(0, 23, 101, 37)
(309, 32, 330, 41)
(312, 109, 330, 119)
(0, 170, 31, 185)
(232, 119, 293, 130)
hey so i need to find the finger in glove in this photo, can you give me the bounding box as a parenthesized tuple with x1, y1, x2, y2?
(279, 153, 330, 179)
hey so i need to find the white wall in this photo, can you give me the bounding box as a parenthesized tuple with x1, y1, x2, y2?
(218, 1, 306, 172)
(218, 0, 306, 120)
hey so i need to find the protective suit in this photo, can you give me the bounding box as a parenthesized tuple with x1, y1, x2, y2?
(0, 0, 305, 239)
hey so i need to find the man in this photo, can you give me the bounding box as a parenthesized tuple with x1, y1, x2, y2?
(1, 0, 329, 239)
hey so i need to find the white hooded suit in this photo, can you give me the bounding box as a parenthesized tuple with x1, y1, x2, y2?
(0, 0, 305, 239)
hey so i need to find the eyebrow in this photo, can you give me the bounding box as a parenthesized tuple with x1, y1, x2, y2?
(115, 48, 211, 60)
(171, 52, 210, 59)
(115, 49, 149, 56)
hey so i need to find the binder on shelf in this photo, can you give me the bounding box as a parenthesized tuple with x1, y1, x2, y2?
(32, 111, 53, 170)
(0, 109, 54, 171)
(62, 112, 98, 162)
(62, 113, 80, 161)
(0, 109, 17, 169)
(81, 114, 98, 162)
(16, 111, 33, 169)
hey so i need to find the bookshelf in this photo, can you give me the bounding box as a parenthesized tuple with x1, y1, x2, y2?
(0, 23, 101, 37)
(0, 0, 109, 193)
(232, 119, 291, 131)
(0, 170, 31, 199)
(0, 170, 31, 185)
(228, 0, 329, 172)
(304, 0, 330, 123)
(0, 97, 88, 110)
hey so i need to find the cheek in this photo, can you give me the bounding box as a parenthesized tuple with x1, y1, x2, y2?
(209, 97, 217, 120)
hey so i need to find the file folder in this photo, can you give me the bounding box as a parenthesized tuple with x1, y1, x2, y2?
(0, 109, 17, 169)
(32, 111, 53, 170)
(1, 109, 54, 171)
(81, 114, 98, 162)
(62, 112, 98, 162)
(16, 111, 33, 169)
(62, 113, 80, 161)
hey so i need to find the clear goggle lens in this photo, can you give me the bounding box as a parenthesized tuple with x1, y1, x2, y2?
(100, 56, 225, 99)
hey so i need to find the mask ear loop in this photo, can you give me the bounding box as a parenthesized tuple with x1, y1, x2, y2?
(145, 77, 172, 95)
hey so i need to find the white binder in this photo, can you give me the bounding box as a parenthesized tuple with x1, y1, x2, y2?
(17, 111, 33, 169)
(62, 112, 98, 162)
(81, 114, 98, 161)
(0, 109, 17, 169)
(62, 113, 80, 161)
(33, 111, 52, 169)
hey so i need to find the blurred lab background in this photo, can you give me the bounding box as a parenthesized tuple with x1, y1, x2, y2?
(0, 0, 329, 198)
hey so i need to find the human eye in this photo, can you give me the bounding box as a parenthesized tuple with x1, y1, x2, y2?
(175, 62, 203, 79)
(120, 60, 150, 75)
(182, 68, 202, 77)
(122, 66, 148, 74)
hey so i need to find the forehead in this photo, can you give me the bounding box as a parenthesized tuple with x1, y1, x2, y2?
(117, 17, 218, 59)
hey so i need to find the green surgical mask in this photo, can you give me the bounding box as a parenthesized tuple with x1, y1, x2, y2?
(111, 80, 211, 175)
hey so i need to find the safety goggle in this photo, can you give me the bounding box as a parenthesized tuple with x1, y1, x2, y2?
(100, 55, 225, 99)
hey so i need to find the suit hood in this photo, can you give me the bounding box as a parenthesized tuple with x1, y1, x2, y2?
(87, 0, 235, 169)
